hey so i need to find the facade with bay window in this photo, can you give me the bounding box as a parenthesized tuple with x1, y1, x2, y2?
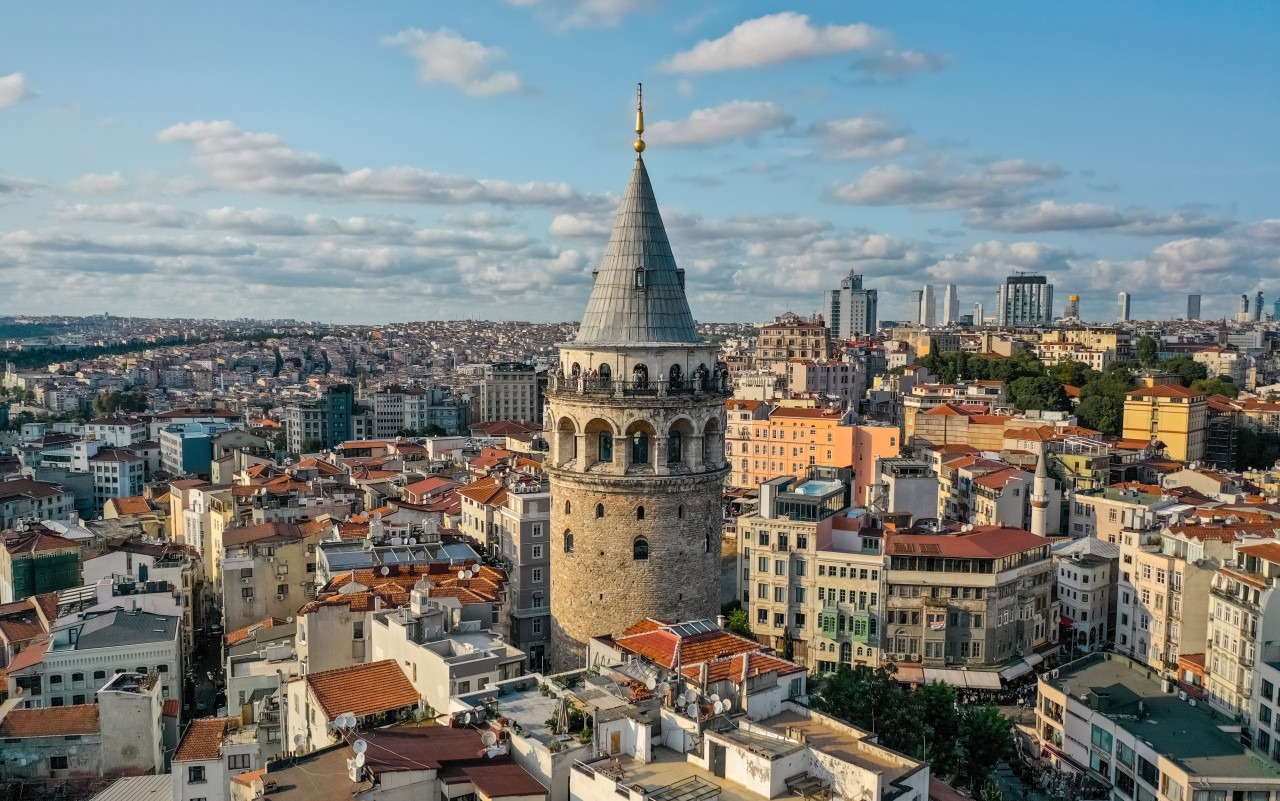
(735, 469, 888, 672)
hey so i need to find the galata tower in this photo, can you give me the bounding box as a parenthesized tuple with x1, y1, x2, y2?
(547, 87, 730, 670)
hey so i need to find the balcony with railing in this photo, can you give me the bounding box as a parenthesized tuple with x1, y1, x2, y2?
(546, 374, 731, 400)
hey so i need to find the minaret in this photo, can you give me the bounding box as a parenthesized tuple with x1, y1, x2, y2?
(546, 85, 730, 670)
(1030, 453, 1051, 537)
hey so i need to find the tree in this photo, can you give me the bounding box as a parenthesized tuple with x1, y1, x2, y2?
(780, 628, 794, 661)
(272, 430, 288, 452)
(301, 437, 323, 453)
(1237, 428, 1280, 470)
(916, 681, 961, 776)
(1049, 359, 1097, 388)
(725, 609, 753, 639)
(958, 704, 1014, 789)
(1161, 356, 1208, 386)
(1191, 376, 1237, 398)
(1007, 375, 1070, 412)
(1137, 334, 1160, 367)
(1075, 394, 1124, 435)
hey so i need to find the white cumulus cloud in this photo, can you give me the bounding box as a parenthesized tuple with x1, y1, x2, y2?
(660, 13, 885, 73)
(811, 117, 908, 160)
(156, 120, 594, 208)
(968, 201, 1229, 236)
(68, 171, 129, 195)
(645, 101, 792, 147)
(829, 160, 1063, 210)
(0, 73, 31, 108)
(385, 28, 523, 97)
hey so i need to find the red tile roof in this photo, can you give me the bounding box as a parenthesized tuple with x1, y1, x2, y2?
(163, 699, 181, 718)
(304, 660, 419, 720)
(224, 617, 287, 647)
(1236, 541, 1280, 564)
(174, 717, 231, 762)
(887, 525, 1049, 559)
(106, 496, 153, 516)
(0, 705, 100, 738)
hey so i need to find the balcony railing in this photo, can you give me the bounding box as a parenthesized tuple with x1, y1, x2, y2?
(547, 374, 731, 399)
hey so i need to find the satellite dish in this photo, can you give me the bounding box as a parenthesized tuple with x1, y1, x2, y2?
(686, 704, 698, 719)
(644, 677, 657, 690)
(714, 700, 725, 714)
(286, 616, 294, 623)
(459, 570, 468, 580)
(709, 694, 721, 704)
(293, 734, 304, 746)
(683, 689, 697, 704)
(464, 711, 473, 724)
(482, 730, 498, 746)
(352, 739, 368, 755)
(381, 566, 390, 576)
(656, 682, 669, 697)
(354, 752, 366, 768)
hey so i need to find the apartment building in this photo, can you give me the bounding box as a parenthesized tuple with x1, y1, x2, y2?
(725, 405, 899, 495)
(1122, 384, 1208, 462)
(735, 469, 887, 671)
(89, 448, 145, 514)
(756, 312, 831, 374)
(884, 525, 1056, 671)
(219, 521, 326, 632)
(1037, 653, 1280, 800)
(1053, 537, 1119, 655)
(784, 358, 865, 411)
(495, 478, 551, 671)
(0, 479, 75, 529)
(476, 362, 540, 424)
(1204, 540, 1280, 719)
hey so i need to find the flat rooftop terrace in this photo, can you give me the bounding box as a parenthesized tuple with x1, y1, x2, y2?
(580, 747, 804, 801)
(1047, 654, 1280, 780)
(757, 710, 920, 785)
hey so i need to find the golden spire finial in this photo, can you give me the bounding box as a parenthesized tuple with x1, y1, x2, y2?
(634, 82, 645, 154)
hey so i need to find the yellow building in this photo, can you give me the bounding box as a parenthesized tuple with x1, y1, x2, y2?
(1122, 385, 1207, 462)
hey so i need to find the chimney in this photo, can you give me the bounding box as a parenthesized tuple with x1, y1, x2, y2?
(699, 661, 709, 689)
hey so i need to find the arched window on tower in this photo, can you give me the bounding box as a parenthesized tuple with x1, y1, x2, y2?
(598, 431, 613, 463)
(599, 363, 612, 388)
(564, 530, 574, 553)
(632, 431, 649, 466)
(706, 529, 713, 553)
(564, 500, 571, 515)
(633, 537, 649, 560)
(595, 503, 605, 519)
(669, 364, 683, 390)
(677, 505, 684, 520)
(636, 506, 645, 521)
(668, 431, 682, 464)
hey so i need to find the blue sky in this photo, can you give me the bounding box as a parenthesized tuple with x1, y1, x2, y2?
(2, 1, 1278, 324)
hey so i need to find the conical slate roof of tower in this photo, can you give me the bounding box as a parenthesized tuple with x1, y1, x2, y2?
(574, 156, 701, 346)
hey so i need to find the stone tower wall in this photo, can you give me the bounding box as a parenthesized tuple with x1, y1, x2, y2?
(545, 379, 728, 671)
(548, 468, 725, 670)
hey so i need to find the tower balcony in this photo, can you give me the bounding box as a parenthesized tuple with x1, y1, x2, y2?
(546, 374, 731, 400)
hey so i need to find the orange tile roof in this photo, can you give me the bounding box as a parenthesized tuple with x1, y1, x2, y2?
(1236, 541, 1280, 564)
(680, 651, 804, 683)
(174, 717, 230, 762)
(6, 636, 50, 672)
(304, 659, 419, 720)
(0, 705, 99, 738)
(1128, 385, 1202, 399)
(107, 496, 152, 516)
(231, 768, 267, 788)
(163, 699, 180, 718)
(613, 625, 759, 671)
(887, 525, 1048, 559)
(224, 617, 287, 647)
(457, 477, 508, 506)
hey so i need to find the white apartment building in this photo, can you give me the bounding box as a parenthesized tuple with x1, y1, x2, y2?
(1053, 537, 1118, 656)
(88, 448, 144, 514)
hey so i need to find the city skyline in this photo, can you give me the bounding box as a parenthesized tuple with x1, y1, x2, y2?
(2, 3, 1278, 323)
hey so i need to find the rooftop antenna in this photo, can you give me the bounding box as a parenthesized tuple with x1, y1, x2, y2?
(633, 83, 645, 154)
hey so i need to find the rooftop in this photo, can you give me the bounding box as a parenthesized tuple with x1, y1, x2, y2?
(302, 659, 419, 720)
(0, 704, 100, 738)
(1046, 653, 1280, 780)
(173, 716, 231, 762)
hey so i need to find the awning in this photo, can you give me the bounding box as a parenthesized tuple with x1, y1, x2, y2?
(893, 664, 925, 684)
(1041, 744, 1088, 774)
(923, 668, 968, 687)
(1060, 615, 1075, 628)
(999, 661, 1032, 681)
(963, 671, 1004, 690)
(1024, 653, 1045, 668)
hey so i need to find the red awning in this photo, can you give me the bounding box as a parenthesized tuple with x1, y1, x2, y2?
(1042, 744, 1089, 774)
(1060, 615, 1075, 628)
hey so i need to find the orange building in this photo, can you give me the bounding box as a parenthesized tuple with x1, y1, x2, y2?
(725, 403, 900, 502)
